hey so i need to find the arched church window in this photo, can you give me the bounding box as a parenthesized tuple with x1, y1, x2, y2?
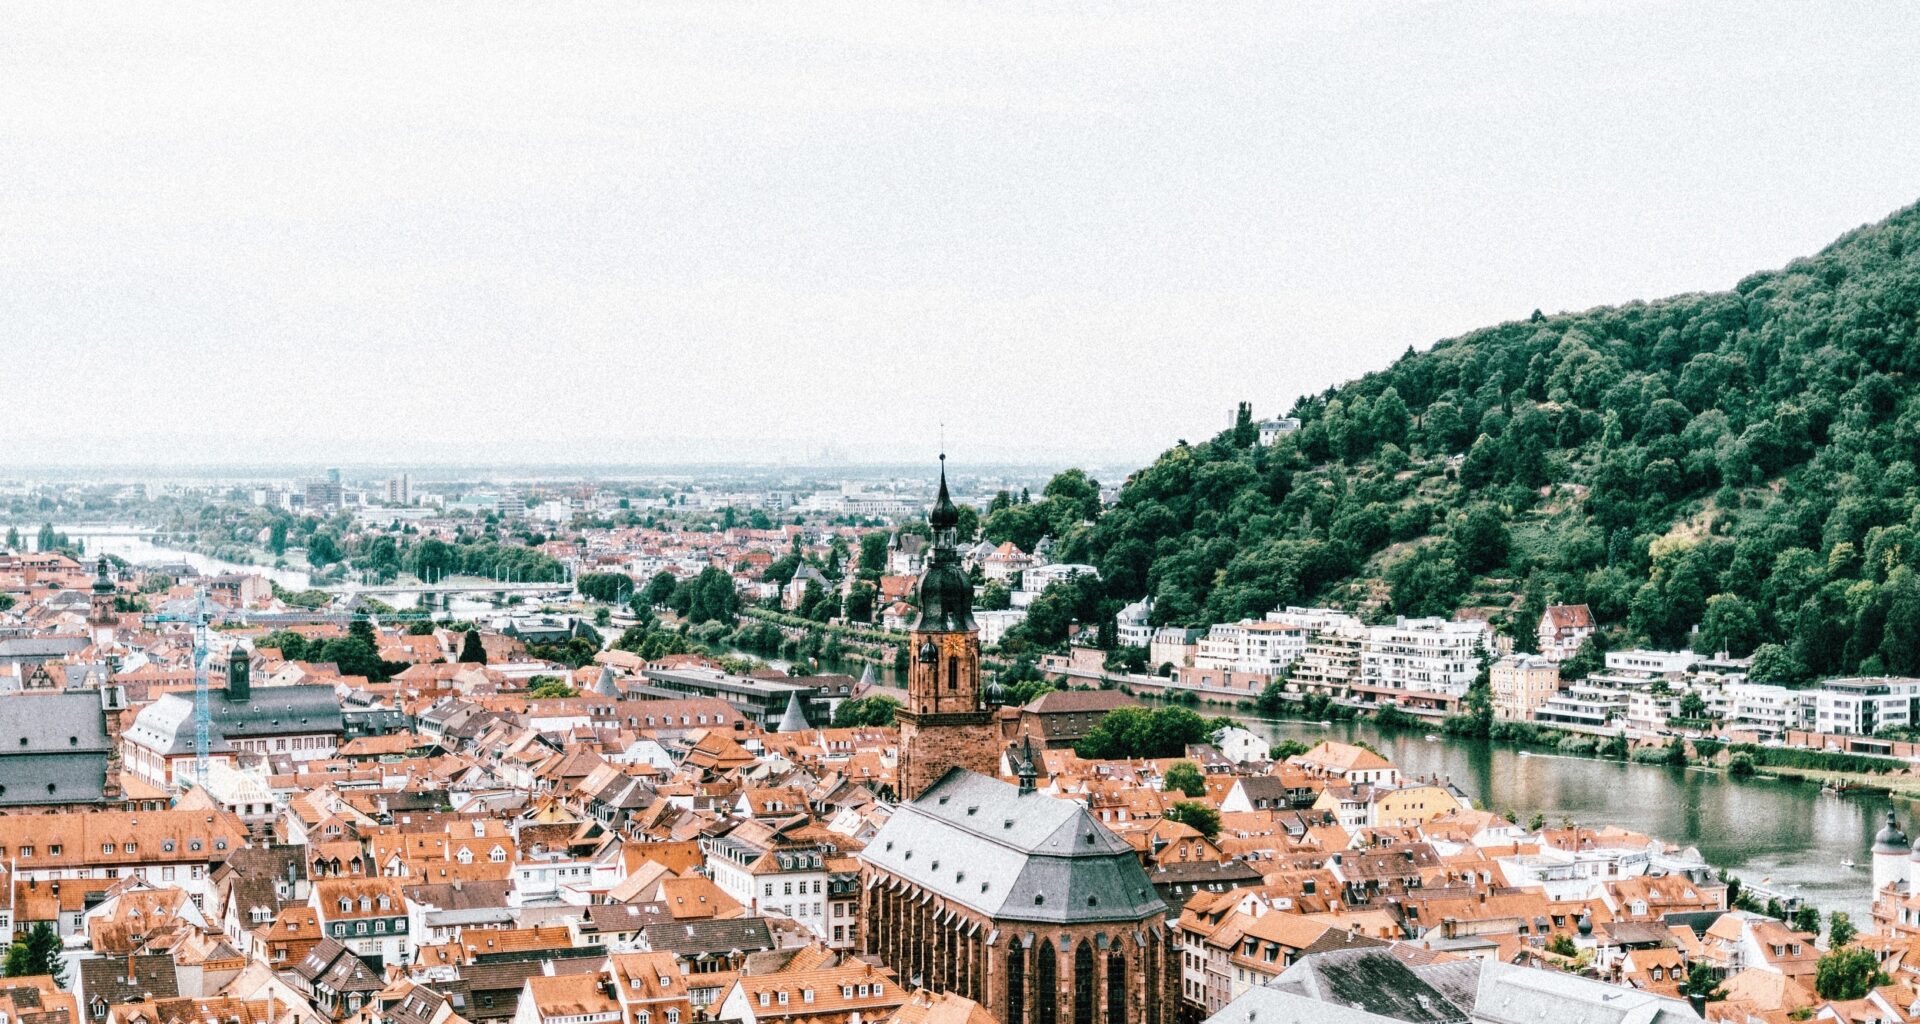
(1073, 940, 1095, 1024)
(1034, 940, 1057, 1024)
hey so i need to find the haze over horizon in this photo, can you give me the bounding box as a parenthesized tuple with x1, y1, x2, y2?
(8, 2, 1920, 469)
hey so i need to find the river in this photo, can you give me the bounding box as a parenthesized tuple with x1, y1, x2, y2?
(1237, 715, 1883, 920)
(26, 525, 313, 590)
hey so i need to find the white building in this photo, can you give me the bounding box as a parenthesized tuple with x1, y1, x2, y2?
(1359, 617, 1490, 697)
(1810, 678, 1920, 736)
(1013, 562, 1098, 607)
(1726, 682, 1809, 738)
(1264, 606, 1364, 633)
(974, 609, 1027, 647)
(1255, 418, 1301, 447)
(1115, 596, 1155, 648)
(1196, 620, 1310, 676)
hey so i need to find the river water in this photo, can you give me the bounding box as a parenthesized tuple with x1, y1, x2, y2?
(1239, 715, 1884, 919)
(28, 526, 314, 589)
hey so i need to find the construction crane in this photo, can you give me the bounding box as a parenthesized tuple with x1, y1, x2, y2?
(149, 587, 217, 787)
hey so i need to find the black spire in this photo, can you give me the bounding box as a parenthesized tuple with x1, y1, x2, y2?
(92, 556, 115, 595)
(930, 454, 959, 533)
(912, 455, 974, 632)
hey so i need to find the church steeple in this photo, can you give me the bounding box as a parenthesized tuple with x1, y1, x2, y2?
(89, 556, 117, 636)
(912, 454, 974, 634)
(896, 455, 999, 801)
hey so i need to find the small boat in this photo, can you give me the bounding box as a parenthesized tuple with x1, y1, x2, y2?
(1841, 859, 1856, 868)
(1424, 734, 1441, 742)
(1518, 751, 1532, 758)
(1318, 720, 1333, 727)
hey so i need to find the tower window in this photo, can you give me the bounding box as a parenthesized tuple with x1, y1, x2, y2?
(947, 656, 958, 691)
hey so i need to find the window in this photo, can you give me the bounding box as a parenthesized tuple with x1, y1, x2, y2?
(665, 1013, 678, 1024)
(19, 846, 31, 858)
(1034, 940, 1058, 1024)
(1074, 941, 1096, 1024)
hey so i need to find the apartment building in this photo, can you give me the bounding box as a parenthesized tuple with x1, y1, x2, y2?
(1490, 655, 1560, 722)
(1725, 683, 1809, 739)
(1196, 620, 1310, 676)
(1357, 617, 1490, 699)
(1810, 678, 1920, 736)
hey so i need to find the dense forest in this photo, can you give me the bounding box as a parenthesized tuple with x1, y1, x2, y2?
(992, 202, 1920, 684)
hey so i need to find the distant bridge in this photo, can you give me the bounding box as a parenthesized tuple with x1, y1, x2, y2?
(323, 580, 575, 598)
(13, 523, 162, 539)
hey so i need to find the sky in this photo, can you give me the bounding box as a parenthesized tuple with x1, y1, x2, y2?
(6, 2, 1920, 470)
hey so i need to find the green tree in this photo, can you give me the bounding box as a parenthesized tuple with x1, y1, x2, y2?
(1075, 706, 1212, 760)
(1828, 911, 1857, 950)
(1676, 691, 1709, 721)
(640, 571, 679, 609)
(528, 679, 578, 698)
(857, 533, 889, 577)
(3, 922, 64, 984)
(1678, 965, 1727, 1004)
(1163, 801, 1220, 839)
(1814, 946, 1887, 1000)
(306, 531, 343, 568)
(1793, 905, 1821, 936)
(1163, 760, 1207, 797)
(833, 695, 901, 727)
(459, 629, 488, 664)
(1389, 542, 1469, 617)
(577, 572, 635, 603)
(1545, 933, 1577, 957)
(1697, 593, 1762, 657)
(1454, 505, 1511, 575)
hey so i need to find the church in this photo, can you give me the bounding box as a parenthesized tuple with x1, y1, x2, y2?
(858, 459, 1177, 1024)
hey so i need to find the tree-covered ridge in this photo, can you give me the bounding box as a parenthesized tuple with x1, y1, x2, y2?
(1072, 201, 1920, 683)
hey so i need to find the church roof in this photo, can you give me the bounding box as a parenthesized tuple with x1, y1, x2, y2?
(860, 768, 1167, 925)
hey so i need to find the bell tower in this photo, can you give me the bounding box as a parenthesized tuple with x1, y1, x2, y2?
(896, 456, 1000, 801)
(89, 556, 118, 644)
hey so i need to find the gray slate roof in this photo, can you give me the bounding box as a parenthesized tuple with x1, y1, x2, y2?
(1271, 947, 1469, 1024)
(1207, 952, 1701, 1024)
(639, 916, 774, 957)
(859, 768, 1167, 925)
(124, 683, 344, 755)
(0, 691, 111, 753)
(0, 751, 109, 806)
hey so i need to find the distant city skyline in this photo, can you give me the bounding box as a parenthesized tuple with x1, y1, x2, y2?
(8, 3, 1920, 467)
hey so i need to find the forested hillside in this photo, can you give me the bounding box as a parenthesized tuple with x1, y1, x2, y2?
(1005, 202, 1920, 684)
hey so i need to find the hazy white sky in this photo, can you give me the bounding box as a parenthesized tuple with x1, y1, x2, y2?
(6, 2, 1920, 468)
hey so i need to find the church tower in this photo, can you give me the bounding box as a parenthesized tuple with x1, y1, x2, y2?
(896, 456, 999, 801)
(89, 556, 118, 644)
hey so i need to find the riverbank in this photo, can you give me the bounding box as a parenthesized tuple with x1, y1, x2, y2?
(1232, 714, 1896, 920)
(1117, 679, 1920, 800)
